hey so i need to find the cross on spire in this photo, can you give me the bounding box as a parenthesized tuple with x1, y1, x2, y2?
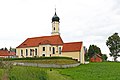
(55, 7, 56, 12)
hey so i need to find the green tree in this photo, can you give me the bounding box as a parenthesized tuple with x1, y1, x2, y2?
(102, 54, 108, 61)
(106, 33, 120, 61)
(4, 47, 8, 50)
(84, 46, 89, 61)
(88, 45, 102, 59)
(9, 47, 16, 52)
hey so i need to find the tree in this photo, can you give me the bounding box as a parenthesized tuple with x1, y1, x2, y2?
(9, 46, 12, 51)
(88, 45, 102, 59)
(0, 47, 8, 50)
(4, 47, 8, 50)
(106, 33, 120, 61)
(102, 54, 108, 61)
(9, 47, 16, 52)
(0, 48, 4, 50)
(84, 46, 89, 61)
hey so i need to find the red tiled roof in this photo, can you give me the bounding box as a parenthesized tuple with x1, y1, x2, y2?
(62, 42, 83, 52)
(92, 54, 102, 58)
(17, 35, 63, 48)
(90, 54, 102, 62)
(0, 50, 16, 56)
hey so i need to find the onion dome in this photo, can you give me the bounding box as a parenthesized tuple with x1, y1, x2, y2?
(52, 12, 60, 22)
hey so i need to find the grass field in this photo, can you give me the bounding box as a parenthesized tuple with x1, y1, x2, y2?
(58, 62, 120, 80)
(0, 69, 4, 80)
(0, 62, 120, 80)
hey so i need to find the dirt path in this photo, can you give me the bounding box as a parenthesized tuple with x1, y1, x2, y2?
(1, 71, 9, 80)
(47, 70, 72, 80)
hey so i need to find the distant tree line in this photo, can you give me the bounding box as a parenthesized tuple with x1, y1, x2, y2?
(0, 47, 16, 52)
(0, 47, 8, 50)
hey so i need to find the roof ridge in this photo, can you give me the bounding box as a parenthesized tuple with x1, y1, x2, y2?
(28, 35, 60, 39)
(64, 41, 82, 44)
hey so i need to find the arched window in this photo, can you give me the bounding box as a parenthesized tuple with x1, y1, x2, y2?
(42, 54, 45, 57)
(26, 49, 28, 56)
(30, 49, 32, 56)
(43, 47, 45, 51)
(35, 48, 37, 56)
(21, 50, 23, 56)
(54, 27, 55, 30)
(59, 47, 61, 54)
(53, 47, 55, 54)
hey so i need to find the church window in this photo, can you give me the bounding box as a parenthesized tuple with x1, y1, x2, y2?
(21, 50, 23, 56)
(26, 49, 28, 56)
(59, 47, 61, 54)
(54, 27, 55, 30)
(30, 49, 32, 56)
(43, 47, 45, 51)
(35, 48, 37, 56)
(53, 47, 55, 54)
(42, 54, 45, 57)
(49, 47, 51, 51)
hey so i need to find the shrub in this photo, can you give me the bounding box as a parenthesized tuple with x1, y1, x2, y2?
(3, 56, 72, 61)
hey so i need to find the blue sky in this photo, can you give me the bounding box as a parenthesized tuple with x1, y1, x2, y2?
(0, 0, 120, 55)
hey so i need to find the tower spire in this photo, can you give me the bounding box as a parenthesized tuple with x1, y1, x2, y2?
(55, 7, 57, 15)
(55, 5, 56, 12)
(55, 7, 56, 12)
(51, 8, 60, 35)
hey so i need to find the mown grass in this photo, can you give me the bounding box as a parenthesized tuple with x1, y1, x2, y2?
(58, 62, 120, 80)
(1, 62, 120, 80)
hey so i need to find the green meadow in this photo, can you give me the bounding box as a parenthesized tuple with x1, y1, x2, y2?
(0, 62, 120, 80)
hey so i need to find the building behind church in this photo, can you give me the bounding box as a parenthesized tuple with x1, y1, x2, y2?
(16, 11, 85, 64)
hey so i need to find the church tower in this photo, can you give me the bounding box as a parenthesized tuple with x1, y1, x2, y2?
(51, 9, 60, 35)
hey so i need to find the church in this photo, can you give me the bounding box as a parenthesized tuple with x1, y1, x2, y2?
(16, 11, 85, 64)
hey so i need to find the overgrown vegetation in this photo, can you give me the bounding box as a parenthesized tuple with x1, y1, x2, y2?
(0, 60, 13, 80)
(9, 66, 47, 80)
(0, 69, 4, 80)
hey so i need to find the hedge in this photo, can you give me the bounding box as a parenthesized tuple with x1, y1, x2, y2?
(1, 56, 72, 61)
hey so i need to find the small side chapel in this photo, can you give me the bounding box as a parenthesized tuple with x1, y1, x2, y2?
(16, 10, 85, 64)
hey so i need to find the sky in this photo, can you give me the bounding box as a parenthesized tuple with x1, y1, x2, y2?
(0, 0, 120, 56)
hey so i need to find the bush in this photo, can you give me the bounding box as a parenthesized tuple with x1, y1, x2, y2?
(102, 54, 108, 61)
